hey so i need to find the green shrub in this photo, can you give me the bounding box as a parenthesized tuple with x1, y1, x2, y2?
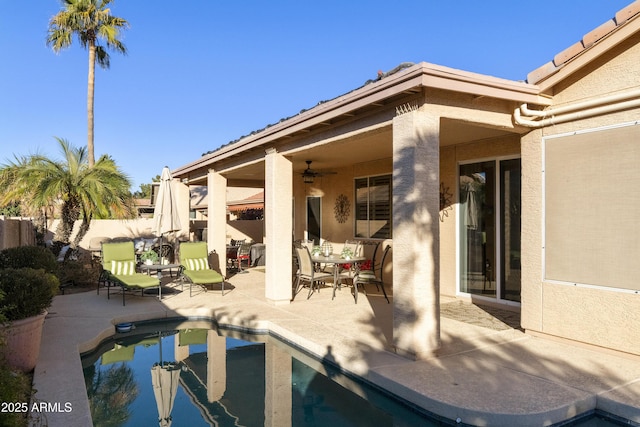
(0, 362, 30, 427)
(0, 268, 59, 321)
(0, 289, 7, 326)
(0, 245, 59, 275)
(58, 259, 100, 288)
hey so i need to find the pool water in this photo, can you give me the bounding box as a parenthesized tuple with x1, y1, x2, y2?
(82, 320, 445, 427)
(81, 320, 627, 427)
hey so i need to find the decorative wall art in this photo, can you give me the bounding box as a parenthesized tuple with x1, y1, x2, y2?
(334, 194, 350, 223)
(440, 182, 453, 222)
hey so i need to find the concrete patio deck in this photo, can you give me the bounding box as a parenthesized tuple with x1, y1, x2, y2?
(33, 268, 640, 426)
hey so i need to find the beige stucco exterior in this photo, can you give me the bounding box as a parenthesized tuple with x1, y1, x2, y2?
(169, 6, 640, 358)
(520, 29, 640, 356)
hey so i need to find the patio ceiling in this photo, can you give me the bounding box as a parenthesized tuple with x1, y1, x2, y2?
(183, 118, 515, 186)
(214, 127, 392, 185)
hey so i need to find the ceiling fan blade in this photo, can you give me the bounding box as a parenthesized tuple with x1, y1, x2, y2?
(314, 171, 337, 176)
(300, 160, 337, 177)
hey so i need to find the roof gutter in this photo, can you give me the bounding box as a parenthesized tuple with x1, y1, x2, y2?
(513, 87, 640, 127)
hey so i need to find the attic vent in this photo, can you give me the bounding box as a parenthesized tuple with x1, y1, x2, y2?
(396, 102, 419, 116)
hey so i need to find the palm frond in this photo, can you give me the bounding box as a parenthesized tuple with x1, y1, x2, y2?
(0, 138, 134, 243)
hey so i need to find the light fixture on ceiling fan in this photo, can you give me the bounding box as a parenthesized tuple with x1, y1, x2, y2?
(301, 160, 336, 184)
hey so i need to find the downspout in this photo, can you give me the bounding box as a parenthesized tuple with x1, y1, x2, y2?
(514, 88, 640, 127)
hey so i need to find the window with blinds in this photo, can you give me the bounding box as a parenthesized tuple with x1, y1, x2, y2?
(355, 175, 392, 239)
(544, 123, 640, 291)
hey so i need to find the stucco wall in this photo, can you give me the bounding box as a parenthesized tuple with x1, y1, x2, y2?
(49, 218, 160, 248)
(439, 147, 457, 297)
(552, 32, 640, 106)
(521, 37, 640, 355)
(294, 157, 393, 244)
(293, 156, 394, 284)
(520, 129, 544, 332)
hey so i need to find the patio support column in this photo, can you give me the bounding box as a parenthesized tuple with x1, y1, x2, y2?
(264, 344, 292, 426)
(264, 148, 293, 304)
(207, 331, 226, 402)
(207, 169, 227, 277)
(392, 109, 441, 359)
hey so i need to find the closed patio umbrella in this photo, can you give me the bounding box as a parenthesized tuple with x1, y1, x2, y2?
(152, 331, 180, 427)
(465, 183, 479, 230)
(151, 363, 180, 427)
(154, 166, 181, 263)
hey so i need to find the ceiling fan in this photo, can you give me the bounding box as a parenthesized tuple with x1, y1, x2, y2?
(301, 160, 336, 183)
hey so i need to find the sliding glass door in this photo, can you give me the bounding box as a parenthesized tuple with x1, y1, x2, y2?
(459, 159, 521, 303)
(459, 162, 496, 297)
(500, 159, 521, 302)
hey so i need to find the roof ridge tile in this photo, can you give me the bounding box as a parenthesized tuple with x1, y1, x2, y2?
(615, 1, 640, 25)
(528, 0, 640, 84)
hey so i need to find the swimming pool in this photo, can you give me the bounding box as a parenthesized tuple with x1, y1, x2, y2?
(81, 319, 627, 427)
(82, 319, 449, 426)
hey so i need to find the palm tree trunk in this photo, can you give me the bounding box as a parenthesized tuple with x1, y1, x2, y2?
(87, 42, 96, 167)
(57, 200, 80, 244)
(73, 212, 92, 249)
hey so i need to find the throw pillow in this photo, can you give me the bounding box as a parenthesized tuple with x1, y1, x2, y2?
(111, 260, 135, 275)
(187, 257, 208, 271)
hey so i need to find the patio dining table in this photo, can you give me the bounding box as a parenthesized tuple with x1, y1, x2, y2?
(311, 254, 365, 302)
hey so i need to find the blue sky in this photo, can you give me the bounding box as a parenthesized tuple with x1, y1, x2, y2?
(0, 1, 632, 191)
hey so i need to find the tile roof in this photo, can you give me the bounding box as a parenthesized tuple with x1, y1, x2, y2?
(527, 1, 640, 84)
(201, 63, 416, 157)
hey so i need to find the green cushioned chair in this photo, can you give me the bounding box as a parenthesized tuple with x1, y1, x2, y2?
(101, 241, 161, 305)
(101, 344, 135, 365)
(179, 242, 225, 296)
(178, 328, 208, 346)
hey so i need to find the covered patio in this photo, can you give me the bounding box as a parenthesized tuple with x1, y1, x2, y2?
(172, 62, 548, 358)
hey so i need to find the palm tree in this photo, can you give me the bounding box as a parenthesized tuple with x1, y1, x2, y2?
(0, 138, 134, 247)
(85, 363, 139, 427)
(47, 0, 129, 167)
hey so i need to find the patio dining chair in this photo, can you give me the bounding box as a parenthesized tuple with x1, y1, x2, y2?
(343, 240, 361, 257)
(153, 242, 174, 264)
(88, 236, 110, 266)
(179, 242, 225, 296)
(293, 242, 334, 299)
(353, 244, 391, 303)
(335, 239, 362, 293)
(336, 239, 362, 274)
(230, 242, 251, 273)
(100, 241, 161, 306)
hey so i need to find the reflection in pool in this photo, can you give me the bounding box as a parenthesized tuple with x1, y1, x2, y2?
(82, 319, 623, 427)
(82, 319, 442, 427)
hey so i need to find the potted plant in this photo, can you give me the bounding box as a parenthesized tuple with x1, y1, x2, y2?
(0, 246, 59, 372)
(140, 249, 159, 265)
(341, 247, 354, 260)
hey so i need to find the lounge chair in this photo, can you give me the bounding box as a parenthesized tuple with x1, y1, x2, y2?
(100, 241, 161, 305)
(179, 242, 225, 296)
